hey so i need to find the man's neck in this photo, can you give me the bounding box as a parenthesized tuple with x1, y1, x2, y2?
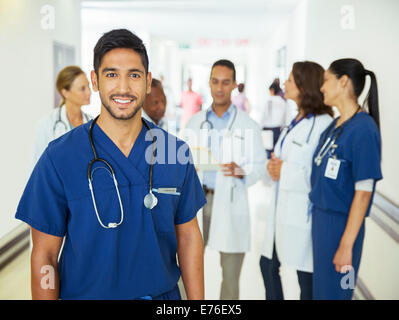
(211, 101, 231, 118)
(150, 116, 160, 125)
(96, 107, 143, 158)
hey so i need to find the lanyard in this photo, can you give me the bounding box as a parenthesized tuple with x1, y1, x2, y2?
(314, 106, 361, 166)
(280, 113, 313, 149)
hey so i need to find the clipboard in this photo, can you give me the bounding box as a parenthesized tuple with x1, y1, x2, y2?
(191, 146, 220, 171)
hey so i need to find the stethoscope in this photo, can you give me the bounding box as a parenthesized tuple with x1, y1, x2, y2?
(87, 116, 157, 229)
(199, 104, 238, 131)
(199, 105, 239, 202)
(314, 106, 361, 166)
(53, 106, 90, 136)
(279, 114, 316, 149)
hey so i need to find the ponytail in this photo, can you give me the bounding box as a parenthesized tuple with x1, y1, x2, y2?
(59, 97, 66, 107)
(329, 59, 380, 130)
(363, 70, 380, 130)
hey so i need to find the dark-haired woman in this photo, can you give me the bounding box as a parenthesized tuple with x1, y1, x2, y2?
(310, 58, 382, 300)
(260, 61, 334, 300)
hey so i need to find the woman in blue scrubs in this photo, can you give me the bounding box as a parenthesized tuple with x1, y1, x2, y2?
(15, 29, 206, 300)
(309, 58, 382, 300)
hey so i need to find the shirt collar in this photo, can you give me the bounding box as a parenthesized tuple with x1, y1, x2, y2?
(207, 103, 234, 118)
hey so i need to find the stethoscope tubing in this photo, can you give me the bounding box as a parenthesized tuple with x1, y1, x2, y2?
(53, 106, 90, 136)
(87, 116, 157, 228)
(279, 115, 316, 150)
(199, 105, 238, 131)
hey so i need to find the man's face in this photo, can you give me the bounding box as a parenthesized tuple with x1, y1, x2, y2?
(91, 48, 151, 120)
(209, 66, 236, 107)
(143, 85, 167, 123)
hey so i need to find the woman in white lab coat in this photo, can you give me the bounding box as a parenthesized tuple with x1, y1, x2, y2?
(31, 66, 91, 167)
(260, 61, 334, 300)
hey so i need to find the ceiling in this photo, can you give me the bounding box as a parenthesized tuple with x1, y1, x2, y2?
(81, 0, 302, 42)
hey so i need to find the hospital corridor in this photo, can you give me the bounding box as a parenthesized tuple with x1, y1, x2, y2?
(0, 0, 398, 302)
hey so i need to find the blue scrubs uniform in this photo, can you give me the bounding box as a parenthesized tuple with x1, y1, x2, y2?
(309, 112, 382, 300)
(16, 119, 206, 300)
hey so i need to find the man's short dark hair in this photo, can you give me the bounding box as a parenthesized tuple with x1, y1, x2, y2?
(93, 29, 149, 75)
(211, 59, 236, 82)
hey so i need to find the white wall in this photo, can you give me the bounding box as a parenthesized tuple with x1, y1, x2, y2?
(304, 0, 399, 205)
(259, 0, 308, 123)
(0, 0, 82, 239)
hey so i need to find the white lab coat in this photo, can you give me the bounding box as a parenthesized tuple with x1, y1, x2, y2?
(261, 114, 333, 272)
(182, 107, 266, 253)
(31, 106, 91, 169)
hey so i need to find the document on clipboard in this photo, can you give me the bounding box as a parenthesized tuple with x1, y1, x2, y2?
(191, 146, 220, 171)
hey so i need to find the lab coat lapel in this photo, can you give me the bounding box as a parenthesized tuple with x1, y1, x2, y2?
(91, 122, 147, 185)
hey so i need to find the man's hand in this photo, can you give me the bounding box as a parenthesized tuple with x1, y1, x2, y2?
(220, 162, 245, 179)
(267, 153, 283, 181)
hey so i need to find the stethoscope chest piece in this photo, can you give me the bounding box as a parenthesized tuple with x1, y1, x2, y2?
(144, 191, 158, 210)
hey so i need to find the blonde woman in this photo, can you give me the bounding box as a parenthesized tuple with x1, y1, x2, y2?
(32, 66, 91, 166)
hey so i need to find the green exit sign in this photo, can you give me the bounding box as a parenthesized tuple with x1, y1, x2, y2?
(179, 43, 190, 49)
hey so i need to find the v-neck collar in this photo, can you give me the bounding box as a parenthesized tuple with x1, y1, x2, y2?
(85, 119, 151, 185)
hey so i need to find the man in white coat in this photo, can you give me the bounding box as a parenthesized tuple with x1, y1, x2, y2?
(181, 60, 266, 299)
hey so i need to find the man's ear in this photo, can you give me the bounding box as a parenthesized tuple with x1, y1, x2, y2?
(146, 72, 152, 94)
(90, 70, 99, 92)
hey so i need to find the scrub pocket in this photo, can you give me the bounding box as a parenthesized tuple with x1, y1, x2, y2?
(150, 187, 181, 233)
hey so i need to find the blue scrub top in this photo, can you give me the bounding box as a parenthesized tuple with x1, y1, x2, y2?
(309, 112, 382, 216)
(16, 119, 206, 299)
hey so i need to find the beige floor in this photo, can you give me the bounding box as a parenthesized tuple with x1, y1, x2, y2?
(0, 179, 301, 300)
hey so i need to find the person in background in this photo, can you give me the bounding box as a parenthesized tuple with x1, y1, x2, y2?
(180, 78, 203, 130)
(260, 61, 333, 300)
(27, 66, 91, 252)
(273, 78, 286, 100)
(232, 83, 251, 113)
(142, 78, 168, 130)
(261, 82, 288, 158)
(310, 58, 382, 300)
(159, 74, 179, 134)
(182, 59, 266, 300)
(31, 66, 91, 166)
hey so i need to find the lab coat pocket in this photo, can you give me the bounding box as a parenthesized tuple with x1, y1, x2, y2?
(150, 187, 181, 233)
(277, 192, 311, 229)
(280, 142, 314, 193)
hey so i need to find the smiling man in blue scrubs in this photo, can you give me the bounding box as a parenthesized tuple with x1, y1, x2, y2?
(15, 29, 206, 300)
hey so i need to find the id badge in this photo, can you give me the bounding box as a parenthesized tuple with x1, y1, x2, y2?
(324, 157, 341, 180)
